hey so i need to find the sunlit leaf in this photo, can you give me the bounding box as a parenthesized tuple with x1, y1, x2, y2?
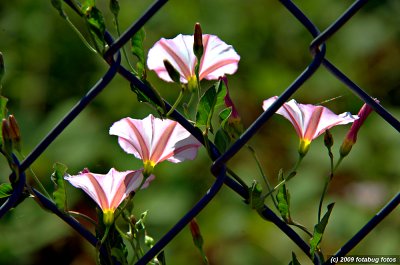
(131, 28, 146, 78)
(81, 0, 95, 15)
(195, 80, 226, 134)
(0, 183, 12, 199)
(51, 162, 68, 211)
(86, 6, 106, 53)
(276, 169, 292, 223)
(214, 128, 231, 153)
(310, 203, 335, 258)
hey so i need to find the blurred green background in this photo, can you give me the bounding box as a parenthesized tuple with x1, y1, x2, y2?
(0, 0, 399, 264)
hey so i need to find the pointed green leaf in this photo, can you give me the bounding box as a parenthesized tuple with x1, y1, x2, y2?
(130, 81, 165, 115)
(288, 252, 301, 265)
(0, 183, 12, 198)
(195, 80, 227, 134)
(131, 28, 146, 77)
(51, 0, 67, 18)
(86, 6, 106, 53)
(310, 203, 335, 258)
(248, 180, 264, 210)
(214, 128, 231, 153)
(218, 107, 232, 130)
(51, 162, 68, 211)
(157, 251, 166, 265)
(109, 0, 120, 18)
(276, 180, 291, 223)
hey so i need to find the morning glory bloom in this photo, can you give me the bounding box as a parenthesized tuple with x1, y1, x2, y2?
(263, 96, 358, 156)
(109, 114, 202, 175)
(147, 33, 240, 89)
(65, 168, 154, 225)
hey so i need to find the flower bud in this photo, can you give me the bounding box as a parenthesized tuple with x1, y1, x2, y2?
(163, 59, 181, 84)
(324, 129, 333, 149)
(339, 100, 377, 158)
(193, 23, 203, 60)
(8, 115, 21, 152)
(189, 218, 204, 249)
(1, 118, 12, 154)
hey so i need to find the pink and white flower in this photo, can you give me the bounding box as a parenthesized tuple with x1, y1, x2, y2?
(109, 114, 202, 175)
(65, 168, 154, 224)
(147, 34, 240, 85)
(263, 96, 358, 156)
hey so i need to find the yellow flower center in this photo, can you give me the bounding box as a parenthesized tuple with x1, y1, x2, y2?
(298, 139, 311, 157)
(103, 209, 114, 226)
(187, 75, 198, 92)
(143, 160, 156, 178)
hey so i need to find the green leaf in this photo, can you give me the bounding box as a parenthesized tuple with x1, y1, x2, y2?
(195, 80, 227, 134)
(310, 203, 335, 258)
(81, 0, 95, 15)
(214, 128, 231, 153)
(86, 6, 106, 54)
(111, 247, 128, 265)
(288, 252, 301, 265)
(276, 169, 292, 223)
(218, 107, 232, 130)
(157, 251, 166, 265)
(247, 180, 264, 210)
(0, 183, 12, 198)
(109, 0, 120, 18)
(130, 81, 165, 115)
(131, 28, 146, 77)
(51, 0, 67, 18)
(51, 162, 68, 211)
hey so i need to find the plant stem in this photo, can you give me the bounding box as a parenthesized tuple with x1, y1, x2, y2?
(166, 88, 184, 117)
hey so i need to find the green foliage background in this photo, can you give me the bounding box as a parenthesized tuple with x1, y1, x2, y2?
(0, 0, 399, 264)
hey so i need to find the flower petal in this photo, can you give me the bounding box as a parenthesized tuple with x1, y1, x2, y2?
(65, 168, 152, 212)
(111, 114, 201, 166)
(199, 35, 240, 80)
(263, 96, 358, 141)
(147, 34, 195, 83)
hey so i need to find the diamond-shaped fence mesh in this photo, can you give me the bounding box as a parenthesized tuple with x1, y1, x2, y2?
(0, 0, 399, 264)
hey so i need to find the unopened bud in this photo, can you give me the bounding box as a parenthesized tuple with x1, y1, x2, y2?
(324, 130, 333, 149)
(110, 0, 120, 17)
(189, 218, 204, 249)
(1, 118, 12, 154)
(193, 23, 203, 60)
(163, 60, 181, 84)
(8, 115, 21, 152)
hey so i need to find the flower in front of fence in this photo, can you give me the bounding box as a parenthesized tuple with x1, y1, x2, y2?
(65, 168, 154, 225)
(340, 100, 377, 157)
(147, 30, 240, 91)
(109, 114, 202, 176)
(263, 96, 358, 157)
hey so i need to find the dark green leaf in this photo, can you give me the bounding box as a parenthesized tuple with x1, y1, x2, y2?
(157, 251, 166, 265)
(195, 80, 226, 134)
(51, 162, 68, 211)
(248, 180, 264, 210)
(109, 0, 120, 18)
(111, 247, 128, 265)
(218, 107, 232, 129)
(86, 7, 106, 53)
(310, 203, 335, 258)
(288, 252, 301, 265)
(131, 28, 146, 77)
(51, 0, 67, 18)
(214, 128, 231, 153)
(0, 183, 12, 198)
(130, 81, 165, 116)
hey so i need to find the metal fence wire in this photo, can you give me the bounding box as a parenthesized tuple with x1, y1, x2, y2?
(0, 0, 399, 264)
